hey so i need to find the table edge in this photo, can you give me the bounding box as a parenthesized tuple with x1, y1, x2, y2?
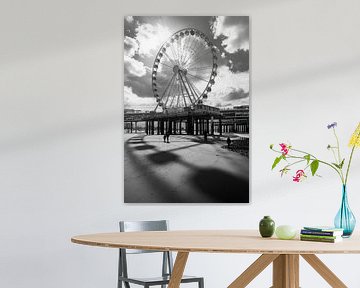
(71, 236, 360, 255)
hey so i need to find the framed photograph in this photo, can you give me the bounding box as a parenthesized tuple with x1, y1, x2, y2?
(124, 16, 249, 203)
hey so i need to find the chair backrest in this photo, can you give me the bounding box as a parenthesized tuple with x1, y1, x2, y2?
(119, 220, 169, 254)
(118, 220, 174, 283)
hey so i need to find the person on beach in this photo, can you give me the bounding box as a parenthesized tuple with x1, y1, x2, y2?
(227, 136, 231, 148)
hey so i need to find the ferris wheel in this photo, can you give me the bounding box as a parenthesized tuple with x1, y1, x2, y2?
(152, 28, 218, 112)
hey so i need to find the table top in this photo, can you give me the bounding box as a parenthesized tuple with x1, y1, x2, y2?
(71, 230, 360, 254)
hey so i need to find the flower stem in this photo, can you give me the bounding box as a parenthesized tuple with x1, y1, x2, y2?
(333, 128, 342, 164)
(285, 154, 344, 182)
(270, 147, 343, 181)
(345, 146, 356, 185)
(333, 128, 345, 182)
(345, 130, 360, 185)
(286, 147, 344, 183)
(291, 148, 317, 159)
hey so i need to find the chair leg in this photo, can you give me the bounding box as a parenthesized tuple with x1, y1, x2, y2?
(198, 278, 204, 288)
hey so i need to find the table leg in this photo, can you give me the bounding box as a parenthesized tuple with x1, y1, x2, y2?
(168, 252, 189, 288)
(228, 254, 279, 288)
(272, 254, 299, 288)
(301, 254, 347, 288)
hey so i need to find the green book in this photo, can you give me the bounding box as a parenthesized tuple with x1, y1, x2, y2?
(300, 234, 340, 240)
(300, 236, 342, 243)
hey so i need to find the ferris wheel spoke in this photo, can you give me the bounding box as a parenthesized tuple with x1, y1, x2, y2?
(169, 82, 179, 107)
(178, 72, 193, 106)
(184, 73, 198, 99)
(182, 50, 195, 67)
(181, 38, 193, 65)
(176, 81, 182, 107)
(182, 44, 201, 66)
(182, 38, 199, 65)
(187, 76, 207, 104)
(178, 39, 185, 65)
(187, 72, 209, 83)
(175, 39, 183, 65)
(164, 83, 173, 107)
(167, 83, 175, 107)
(162, 51, 177, 66)
(186, 73, 202, 103)
(185, 49, 210, 69)
(169, 44, 179, 65)
(181, 38, 190, 64)
(165, 79, 176, 108)
(182, 75, 197, 104)
(187, 51, 213, 69)
(188, 46, 210, 63)
(159, 73, 176, 103)
(185, 39, 206, 64)
(191, 78, 203, 97)
(177, 41, 185, 67)
(159, 62, 173, 69)
(178, 74, 185, 106)
(177, 86, 182, 107)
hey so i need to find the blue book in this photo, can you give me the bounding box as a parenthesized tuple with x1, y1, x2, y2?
(302, 226, 343, 236)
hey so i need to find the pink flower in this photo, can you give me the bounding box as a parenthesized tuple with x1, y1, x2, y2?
(293, 170, 306, 182)
(279, 143, 289, 155)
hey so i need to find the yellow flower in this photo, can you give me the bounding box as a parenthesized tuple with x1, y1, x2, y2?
(349, 122, 360, 147)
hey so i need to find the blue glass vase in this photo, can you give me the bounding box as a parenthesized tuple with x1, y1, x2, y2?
(334, 185, 356, 237)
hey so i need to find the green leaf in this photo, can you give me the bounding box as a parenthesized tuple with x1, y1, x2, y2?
(271, 156, 282, 170)
(332, 163, 341, 169)
(310, 160, 319, 176)
(304, 154, 311, 164)
(270, 144, 274, 149)
(332, 159, 345, 169)
(339, 159, 345, 169)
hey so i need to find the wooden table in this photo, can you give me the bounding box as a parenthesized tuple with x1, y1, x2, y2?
(71, 230, 360, 288)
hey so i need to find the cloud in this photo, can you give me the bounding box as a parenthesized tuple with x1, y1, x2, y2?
(124, 36, 138, 57)
(124, 56, 148, 77)
(125, 16, 134, 23)
(211, 16, 249, 53)
(204, 65, 249, 108)
(124, 36, 149, 77)
(223, 88, 249, 101)
(124, 86, 156, 111)
(135, 23, 172, 57)
(123, 17, 249, 111)
(227, 49, 249, 72)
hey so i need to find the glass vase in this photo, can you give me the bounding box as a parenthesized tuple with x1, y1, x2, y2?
(334, 185, 356, 237)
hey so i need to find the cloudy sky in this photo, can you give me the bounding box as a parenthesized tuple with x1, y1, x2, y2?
(124, 16, 249, 111)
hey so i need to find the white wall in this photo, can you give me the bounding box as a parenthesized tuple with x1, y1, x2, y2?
(1, 0, 360, 287)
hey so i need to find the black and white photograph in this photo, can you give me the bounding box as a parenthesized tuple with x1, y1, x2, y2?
(124, 16, 250, 203)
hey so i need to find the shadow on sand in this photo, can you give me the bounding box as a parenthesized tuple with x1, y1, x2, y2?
(189, 168, 249, 203)
(125, 134, 249, 203)
(147, 151, 180, 165)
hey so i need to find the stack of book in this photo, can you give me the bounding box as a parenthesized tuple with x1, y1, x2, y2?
(300, 226, 344, 243)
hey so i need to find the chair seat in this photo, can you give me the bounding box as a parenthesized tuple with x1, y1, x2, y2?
(119, 275, 202, 286)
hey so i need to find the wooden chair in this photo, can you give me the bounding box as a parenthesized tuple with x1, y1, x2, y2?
(118, 220, 204, 288)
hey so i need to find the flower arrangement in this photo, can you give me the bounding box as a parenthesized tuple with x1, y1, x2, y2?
(270, 122, 360, 185)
